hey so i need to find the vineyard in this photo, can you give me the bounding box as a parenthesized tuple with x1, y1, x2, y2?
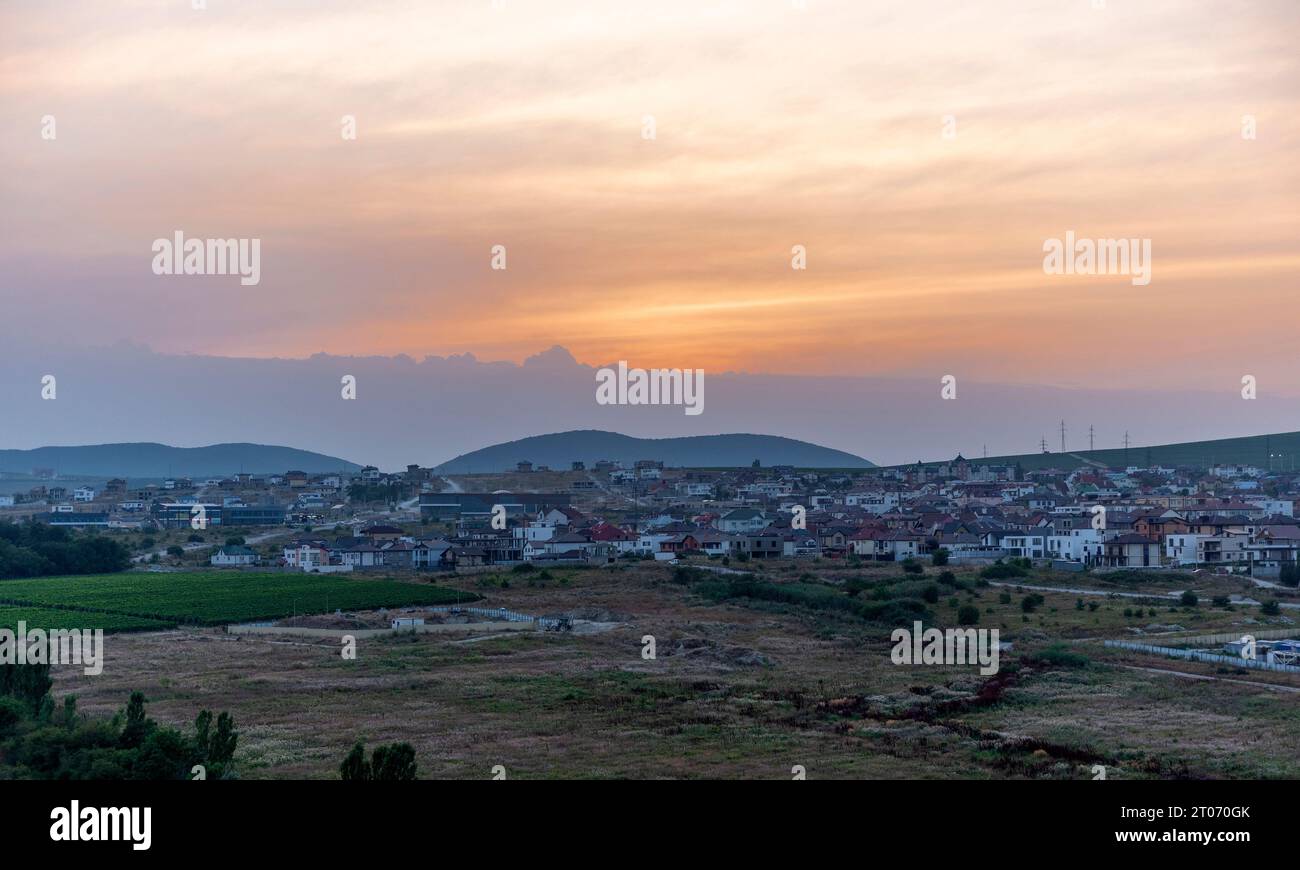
(0, 571, 478, 629)
(0, 605, 173, 633)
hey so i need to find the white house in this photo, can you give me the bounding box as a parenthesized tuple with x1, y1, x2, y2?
(1246, 498, 1294, 518)
(718, 509, 767, 533)
(73, 487, 96, 502)
(1003, 534, 1047, 559)
(845, 492, 899, 513)
(635, 532, 674, 554)
(211, 545, 259, 567)
(694, 531, 738, 556)
(1164, 533, 1211, 566)
(1198, 534, 1251, 565)
(284, 543, 330, 569)
(340, 545, 387, 568)
(1047, 528, 1104, 564)
(518, 523, 558, 543)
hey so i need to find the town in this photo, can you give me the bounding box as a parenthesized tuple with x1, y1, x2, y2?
(4, 453, 1299, 581)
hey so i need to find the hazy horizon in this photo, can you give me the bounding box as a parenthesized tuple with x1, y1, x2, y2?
(4, 341, 1299, 471)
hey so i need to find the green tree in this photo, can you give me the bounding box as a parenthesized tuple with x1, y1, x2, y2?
(340, 741, 370, 780)
(340, 740, 418, 780)
(119, 691, 152, 748)
(0, 660, 52, 715)
(208, 712, 238, 764)
(370, 742, 418, 780)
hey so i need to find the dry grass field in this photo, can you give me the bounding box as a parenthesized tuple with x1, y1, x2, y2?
(43, 560, 1300, 779)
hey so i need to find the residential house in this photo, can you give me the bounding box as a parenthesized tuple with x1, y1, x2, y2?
(1103, 534, 1162, 568)
(718, 508, 767, 533)
(211, 545, 259, 567)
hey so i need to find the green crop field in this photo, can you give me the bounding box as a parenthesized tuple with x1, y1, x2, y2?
(0, 571, 478, 628)
(0, 605, 174, 633)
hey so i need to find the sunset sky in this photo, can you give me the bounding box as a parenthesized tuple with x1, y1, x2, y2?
(2, 0, 1297, 392)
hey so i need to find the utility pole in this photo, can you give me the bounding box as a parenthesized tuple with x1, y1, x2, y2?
(1059, 420, 1066, 455)
(1088, 425, 1095, 454)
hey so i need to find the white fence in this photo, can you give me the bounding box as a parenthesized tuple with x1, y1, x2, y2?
(1104, 639, 1300, 674)
(426, 606, 566, 629)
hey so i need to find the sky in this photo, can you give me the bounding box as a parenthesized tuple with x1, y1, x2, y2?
(2, 0, 1298, 396)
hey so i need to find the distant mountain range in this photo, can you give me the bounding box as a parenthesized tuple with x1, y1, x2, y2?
(0, 443, 362, 478)
(4, 343, 1298, 469)
(433, 430, 875, 472)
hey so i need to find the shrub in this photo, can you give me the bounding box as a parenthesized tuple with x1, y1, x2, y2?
(1261, 599, 1281, 616)
(922, 585, 940, 604)
(1180, 590, 1198, 608)
(931, 548, 949, 567)
(957, 604, 980, 626)
(981, 559, 1029, 580)
(1030, 644, 1090, 668)
(1021, 593, 1044, 613)
(672, 565, 707, 584)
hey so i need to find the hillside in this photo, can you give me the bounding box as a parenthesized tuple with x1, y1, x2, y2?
(0, 443, 362, 478)
(433, 430, 875, 472)
(897, 431, 1300, 472)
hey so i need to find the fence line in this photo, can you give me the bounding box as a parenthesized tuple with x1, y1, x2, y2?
(1104, 640, 1300, 674)
(425, 605, 564, 629)
(1148, 628, 1300, 647)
